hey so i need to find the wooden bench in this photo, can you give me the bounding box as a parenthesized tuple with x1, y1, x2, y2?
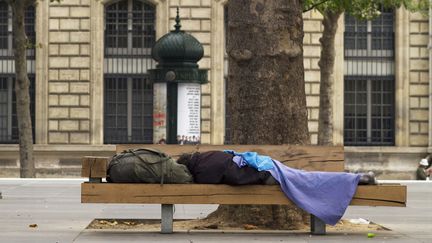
(81, 145, 407, 235)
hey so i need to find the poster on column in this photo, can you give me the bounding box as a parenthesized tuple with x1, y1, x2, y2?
(153, 82, 167, 144)
(177, 83, 201, 145)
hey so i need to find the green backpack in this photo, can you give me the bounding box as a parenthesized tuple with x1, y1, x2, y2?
(107, 148, 193, 184)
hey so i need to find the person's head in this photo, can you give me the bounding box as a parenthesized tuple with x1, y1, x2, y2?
(177, 153, 194, 166)
(426, 155, 432, 165)
(419, 158, 429, 167)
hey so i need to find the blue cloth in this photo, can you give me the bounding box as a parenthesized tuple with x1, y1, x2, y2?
(230, 151, 360, 225)
(224, 150, 274, 171)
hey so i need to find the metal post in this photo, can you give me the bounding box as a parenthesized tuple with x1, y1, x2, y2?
(166, 83, 178, 144)
(161, 204, 173, 233)
(89, 178, 102, 183)
(310, 214, 326, 235)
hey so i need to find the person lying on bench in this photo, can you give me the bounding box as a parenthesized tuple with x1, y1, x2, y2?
(177, 150, 376, 226)
(177, 150, 376, 185)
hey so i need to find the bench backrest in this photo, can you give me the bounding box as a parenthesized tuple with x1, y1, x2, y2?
(82, 145, 345, 179)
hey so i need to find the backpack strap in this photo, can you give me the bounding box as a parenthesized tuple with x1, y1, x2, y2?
(136, 148, 168, 159)
(128, 148, 171, 185)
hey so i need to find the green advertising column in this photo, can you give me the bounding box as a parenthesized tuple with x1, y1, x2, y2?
(149, 8, 208, 144)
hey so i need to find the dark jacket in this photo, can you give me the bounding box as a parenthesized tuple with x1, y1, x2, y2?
(186, 151, 272, 185)
(416, 166, 428, 180)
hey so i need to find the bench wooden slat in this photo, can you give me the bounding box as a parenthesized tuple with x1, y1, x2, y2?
(81, 183, 406, 207)
(350, 184, 407, 206)
(81, 157, 108, 178)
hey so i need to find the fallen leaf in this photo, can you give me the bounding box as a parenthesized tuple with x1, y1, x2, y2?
(205, 224, 218, 229)
(243, 224, 258, 230)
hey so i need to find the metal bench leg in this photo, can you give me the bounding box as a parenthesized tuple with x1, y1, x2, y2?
(310, 214, 326, 235)
(161, 204, 173, 233)
(89, 178, 102, 183)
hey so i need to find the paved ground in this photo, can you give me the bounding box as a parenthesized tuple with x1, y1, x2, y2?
(0, 179, 430, 243)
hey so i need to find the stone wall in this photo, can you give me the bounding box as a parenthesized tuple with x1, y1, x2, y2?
(409, 12, 429, 147)
(23, 2, 432, 148)
(345, 147, 428, 180)
(1, 1, 431, 179)
(48, 0, 91, 144)
(43, 1, 432, 148)
(171, 0, 212, 144)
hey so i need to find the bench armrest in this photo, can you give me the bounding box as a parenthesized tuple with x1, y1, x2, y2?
(81, 156, 109, 181)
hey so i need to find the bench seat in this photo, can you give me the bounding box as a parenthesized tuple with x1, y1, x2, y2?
(82, 183, 406, 207)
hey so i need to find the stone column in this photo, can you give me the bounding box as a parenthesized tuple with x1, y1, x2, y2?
(395, 7, 410, 147)
(408, 11, 429, 146)
(303, 10, 323, 144)
(429, 3, 432, 148)
(48, 0, 91, 144)
(332, 14, 344, 145)
(35, 0, 49, 144)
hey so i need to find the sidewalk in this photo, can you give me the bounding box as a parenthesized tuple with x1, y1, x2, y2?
(0, 179, 430, 243)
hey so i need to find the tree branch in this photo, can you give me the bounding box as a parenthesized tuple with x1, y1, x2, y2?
(303, 0, 332, 12)
(25, 0, 34, 7)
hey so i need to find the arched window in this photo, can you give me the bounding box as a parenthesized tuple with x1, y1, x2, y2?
(104, 0, 156, 144)
(0, 1, 35, 143)
(344, 9, 395, 146)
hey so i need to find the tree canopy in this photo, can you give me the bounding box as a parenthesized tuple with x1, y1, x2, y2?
(304, 0, 429, 18)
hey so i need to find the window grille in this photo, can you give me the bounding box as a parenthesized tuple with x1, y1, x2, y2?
(0, 2, 35, 62)
(344, 9, 395, 146)
(104, 0, 155, 144)
(0, 1, 35, 143)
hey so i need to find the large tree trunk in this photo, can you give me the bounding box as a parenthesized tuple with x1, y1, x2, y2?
(207, 0, 309, 229)
(317, 10, 342, 146)
(11, 0, 35, 178)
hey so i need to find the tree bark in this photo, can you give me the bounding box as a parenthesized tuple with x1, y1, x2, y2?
(11, 0, 35, 178)
(207, 0, 309, 229)
(317, 10, 342, 146)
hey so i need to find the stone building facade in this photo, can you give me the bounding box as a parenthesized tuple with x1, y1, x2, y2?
(0, 0, 431, 178)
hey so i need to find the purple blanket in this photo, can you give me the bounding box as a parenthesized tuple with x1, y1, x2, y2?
(231, 155, 360, 225)
(269, 160, 360, 225)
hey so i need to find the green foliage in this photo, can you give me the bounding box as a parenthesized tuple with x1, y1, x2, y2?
(304, 0, 430, 19)
(25, 40, 42, 50)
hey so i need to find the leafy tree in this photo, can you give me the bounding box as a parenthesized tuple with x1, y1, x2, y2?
(303, 0, 429, 145)
(206, 0, 310, 229)
(4, 0, 59, 177)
